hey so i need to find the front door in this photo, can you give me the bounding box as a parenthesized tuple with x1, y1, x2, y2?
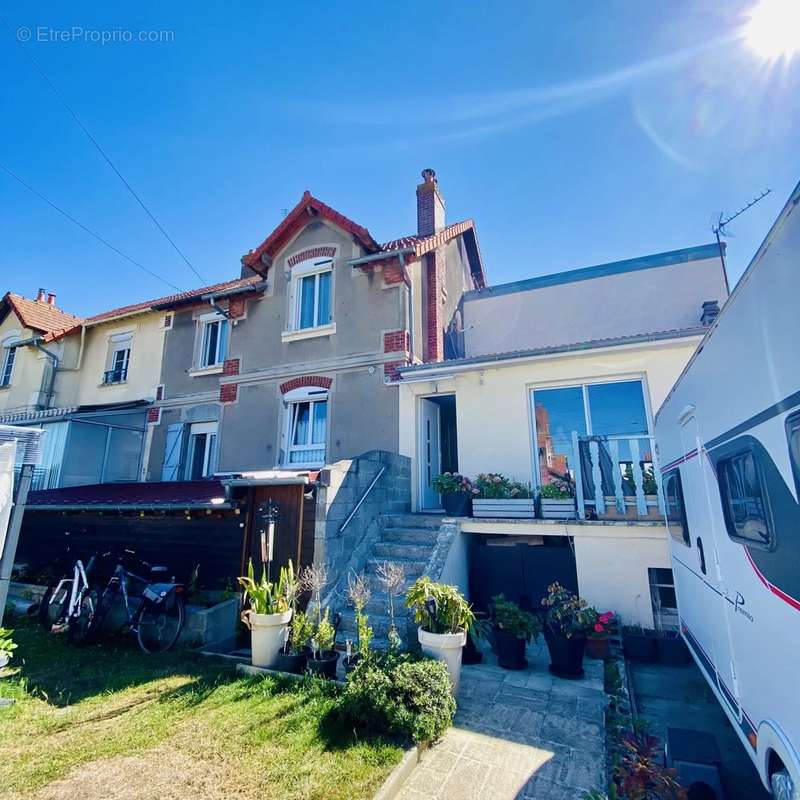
(420, 398, 442, 511)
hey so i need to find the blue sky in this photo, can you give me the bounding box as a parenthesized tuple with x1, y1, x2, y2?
(2, 1, 799, 317)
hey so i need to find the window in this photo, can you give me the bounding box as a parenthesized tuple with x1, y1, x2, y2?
(531, 379, 650, 492)
(664, 468, 690, 545)
(1, 344, 17, 387)
(285, 390, 328, 465)
(104, 332, 132, 384)
(786, 412, 800, 497)
(199, 316, 228, 368)
(649, 567, 678, 631)
(294, 260, 332, 330)
(187, 422, 218, 479)
(717, 449, 774, 549)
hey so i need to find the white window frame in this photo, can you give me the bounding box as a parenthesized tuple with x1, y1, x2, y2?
(104, 331, 133, 385)
(282, 257, 336, 341)
(283, 386, 329, 467)
(1, 340, 18, 388)
(186, 421, 218, 479)
(197, 312, 228, 369)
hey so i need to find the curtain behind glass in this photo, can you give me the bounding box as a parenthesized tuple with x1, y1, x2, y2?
(299, 276, 316, 329)
(311, 400, 327, 444)
(317, 272, 331, 325)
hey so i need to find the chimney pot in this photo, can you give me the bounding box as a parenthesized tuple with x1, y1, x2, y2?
(47, 293, 56, 306)
(36, 288, 46, 302)
(416, 168, 445, 236)
(421, 168, 437, 184)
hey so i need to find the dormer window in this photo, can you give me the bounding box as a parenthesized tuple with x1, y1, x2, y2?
(1, 338, 18, 388)
(282, 253, 336, 342)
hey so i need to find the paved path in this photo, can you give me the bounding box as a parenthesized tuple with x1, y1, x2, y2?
(397, 641, 605, 800)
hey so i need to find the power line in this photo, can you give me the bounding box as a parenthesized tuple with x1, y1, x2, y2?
(1, 16, 207, 285)
(0, 162, 184, 293)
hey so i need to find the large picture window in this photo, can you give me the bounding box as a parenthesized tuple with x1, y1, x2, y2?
(285, 389, 328, 466)
(717, 448, 774, 550)
(531, 379, 651, 494)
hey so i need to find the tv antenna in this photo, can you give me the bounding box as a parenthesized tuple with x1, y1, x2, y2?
(712, 188, 771, 294)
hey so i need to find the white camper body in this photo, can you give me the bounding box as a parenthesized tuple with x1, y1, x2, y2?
(655, 181, 800, 797)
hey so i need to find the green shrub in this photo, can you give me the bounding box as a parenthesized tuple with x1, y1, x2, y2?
(492, 595, 541, 641)
(336, 652, 456, 744)
(0, 627, 16, 662)
(406, 576, 474, 635)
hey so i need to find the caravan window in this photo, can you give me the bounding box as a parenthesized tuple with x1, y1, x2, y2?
(664, 468, 690, 545)
(786, 412, 800, 497)
(717, 449, 774, 550)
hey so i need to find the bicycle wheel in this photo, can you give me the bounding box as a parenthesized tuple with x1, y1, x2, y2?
(38, 580, 71, 631)
(137, 594, 185, 653)
(68, 587, 113, 646)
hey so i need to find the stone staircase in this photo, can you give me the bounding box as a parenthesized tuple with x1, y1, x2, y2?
(335, 513, 443, 651)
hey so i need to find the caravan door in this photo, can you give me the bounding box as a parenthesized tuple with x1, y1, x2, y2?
(679, 414, 740, 718)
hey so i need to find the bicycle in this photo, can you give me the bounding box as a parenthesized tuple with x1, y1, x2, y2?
(41, 549, 186, 653)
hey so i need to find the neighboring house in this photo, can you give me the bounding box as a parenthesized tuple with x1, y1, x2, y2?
(0, 289, 171, 489)
(397, 244, 728, 627)
(146, 169, 486, 482)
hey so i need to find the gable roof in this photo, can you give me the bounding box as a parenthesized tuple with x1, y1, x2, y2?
(242, 191, 380, 272)
(0, 292, 83, 339)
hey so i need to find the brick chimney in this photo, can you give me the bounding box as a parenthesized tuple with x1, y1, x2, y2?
(700, 300, 720, 326)
(47, 293, 56, 306)
(36, 287, 46, 302)
(416, 168, 445, 236)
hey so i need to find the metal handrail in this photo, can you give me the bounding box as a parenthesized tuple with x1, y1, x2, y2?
(338, 465, 386, 536)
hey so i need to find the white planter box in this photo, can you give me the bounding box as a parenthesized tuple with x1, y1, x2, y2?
(472, 499, 536, 519)
(540, 498, 576, 519)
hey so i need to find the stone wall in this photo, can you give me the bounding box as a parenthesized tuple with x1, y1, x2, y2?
(315, 449, 411, 601)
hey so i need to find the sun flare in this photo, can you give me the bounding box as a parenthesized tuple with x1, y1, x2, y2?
(743, 0, 800, 61)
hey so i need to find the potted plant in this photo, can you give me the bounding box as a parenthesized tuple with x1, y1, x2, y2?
(538, 472, 576, 519)
(586, 610, 614, 660)
(344, 572, 373, 675)
(306, 608, 340, 679)
(300, 564, 340, 679)
(654, 629, 691, 666)
(623, 624, 659, 663)
(275, 607, 313, 674)
(431, 473, 475, 516)
(0, 627, 17, 670)
(238, 559, 295, 669)
(472, 473, 536, 518)
(541, 582, 595, 679)
(406, 576, 474, 694)
(491, 594, 541, 670)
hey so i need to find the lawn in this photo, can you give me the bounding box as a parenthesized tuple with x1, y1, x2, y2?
(0, 618, 402, 800)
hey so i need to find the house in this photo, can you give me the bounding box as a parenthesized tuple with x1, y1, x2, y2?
(145, 170, 486, 482)
(396, 243, 728, 628)
(0, 289, 169, 489)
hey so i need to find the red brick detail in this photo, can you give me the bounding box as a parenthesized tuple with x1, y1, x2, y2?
(227, 296, 247, 319)
(220, 383, 238, 404)
(279, 375, 332, 394)
(147, 407, 161, 424)
(384, 330, 410, 354)
(222, 358, 240, 376)
(383, 261, 406, 285)
(383, 360, 408, 381)
(287, 246, 336, 267)
(425, 252, 443, 362)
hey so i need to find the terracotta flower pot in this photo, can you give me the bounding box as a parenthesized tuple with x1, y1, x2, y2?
(586, 636, 609, 660)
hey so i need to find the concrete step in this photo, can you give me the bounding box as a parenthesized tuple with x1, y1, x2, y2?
(372, 541, 433, 561)
(365, 557, 426, 578)
(380, 513, 444, 530)
(380, 526, 438, 544)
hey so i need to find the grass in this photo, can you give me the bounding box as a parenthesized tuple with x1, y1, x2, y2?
(0, 617, 403, 800)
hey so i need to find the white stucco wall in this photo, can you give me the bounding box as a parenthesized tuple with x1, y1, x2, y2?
(399, 337, 702, 509)
(0, 315, 47, 414)
(463, 254, 726, 357)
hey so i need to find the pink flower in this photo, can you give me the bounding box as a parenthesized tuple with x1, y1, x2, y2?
(594, 623, 604, 633)
(599, 613, 611, 624)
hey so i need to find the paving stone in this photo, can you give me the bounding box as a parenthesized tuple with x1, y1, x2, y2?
(522, 776, 586, 799)
(577, 694, 605, 725)
(498, 685, 550, 706)
(478, 766, 533, 799)
(546, 696, 579, 718)
(540, 714, 602, 748)
(440, 755, 489, 800)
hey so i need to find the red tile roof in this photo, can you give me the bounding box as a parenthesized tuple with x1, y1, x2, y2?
(0, 293, 83, 338)
(242, 191, 381, 272)
(86, 275, 264, 322)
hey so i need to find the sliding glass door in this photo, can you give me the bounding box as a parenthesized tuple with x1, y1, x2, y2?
(531, 379, 652, 496)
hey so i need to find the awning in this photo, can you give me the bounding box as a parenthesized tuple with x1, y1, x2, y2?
(24, 480, 233, 511)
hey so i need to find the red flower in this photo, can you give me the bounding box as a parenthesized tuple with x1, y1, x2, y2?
(594, 623, 604, 633)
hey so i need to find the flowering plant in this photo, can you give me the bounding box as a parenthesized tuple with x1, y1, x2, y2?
(431, 472, 476, 495)
(589, 610, 614, 639)
(541, 582, 597, 639)
(474, 473, 532, 500)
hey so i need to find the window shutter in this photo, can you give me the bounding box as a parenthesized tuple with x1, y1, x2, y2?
(163, 314, 173, 329)
(161, 423, 186, 481)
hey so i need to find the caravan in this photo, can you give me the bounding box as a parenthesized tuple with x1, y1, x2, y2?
(655, 181, 800, 799)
